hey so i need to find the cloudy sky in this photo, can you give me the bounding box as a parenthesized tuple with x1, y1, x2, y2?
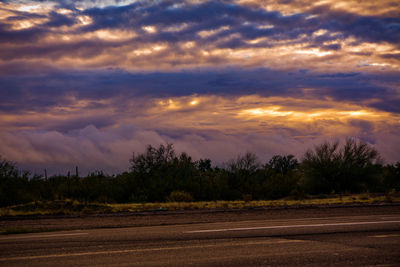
(0, 0, 399, 175)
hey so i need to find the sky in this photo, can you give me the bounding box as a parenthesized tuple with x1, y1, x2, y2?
(0, 0, 399, 175)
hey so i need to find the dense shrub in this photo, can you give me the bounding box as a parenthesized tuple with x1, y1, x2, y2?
(0, 140, 397, 206)
(167, 191, 194, 202)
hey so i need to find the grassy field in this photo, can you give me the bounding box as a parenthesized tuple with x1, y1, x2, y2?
(1, 192, 399, 217)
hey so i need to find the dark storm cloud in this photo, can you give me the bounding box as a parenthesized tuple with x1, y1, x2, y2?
(305, 71, 400, 110)
(44, 11, 76, 27)
(0, 23, 46, 43)
(1, 0, 398, 60)
(77, 0, 399, 46)
(1, 68, 399, 113)
(78, 1, 315, 45)
(370, 98, 400, 114)
(310, 5, 400, 45)
(0, 39, 120, 60)
(47, 115, 117, 132)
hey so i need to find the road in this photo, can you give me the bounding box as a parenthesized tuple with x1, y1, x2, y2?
(0, 212, 399, 266)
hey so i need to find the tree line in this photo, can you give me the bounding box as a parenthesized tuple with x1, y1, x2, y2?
(1, 139, 399, 206)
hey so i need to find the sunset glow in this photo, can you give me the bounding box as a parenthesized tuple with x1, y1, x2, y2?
(0, 0, 399, 174)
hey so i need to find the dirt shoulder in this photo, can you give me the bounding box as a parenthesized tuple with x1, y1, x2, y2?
(1, 203, 399, 234)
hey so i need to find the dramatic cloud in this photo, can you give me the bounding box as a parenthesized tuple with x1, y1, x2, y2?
(0, 0, 399, 174)
(1, 0, 399, 72)
(1, 69, 399, 113)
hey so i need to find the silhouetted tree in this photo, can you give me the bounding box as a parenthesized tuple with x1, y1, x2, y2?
(268, 155, 299, 175)
(338, 138, 381, 192)
(227, 152, 259, 173)
(300, 139, 380, 194)
(0, 156, 31, 206)
(0, 156, 18, 179)
(0, 140, 397, 207)
(300, 141, 341, 194)
(380, 162, 400, 191)
(130, 143, 175, 174)
(225, 153, 260, 199)
(197, 158, 212, 172)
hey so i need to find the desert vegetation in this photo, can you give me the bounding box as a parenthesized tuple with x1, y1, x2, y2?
(1, 139, 399, 208)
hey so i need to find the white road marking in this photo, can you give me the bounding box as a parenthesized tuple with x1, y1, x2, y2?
(0, 239, 303, 261)
(184, 220, 400, 233)
(0, 232, 88, 240)
(369, 234, 400, 238)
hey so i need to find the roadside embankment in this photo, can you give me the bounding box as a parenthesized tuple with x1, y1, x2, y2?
(1, 193, 399, 234)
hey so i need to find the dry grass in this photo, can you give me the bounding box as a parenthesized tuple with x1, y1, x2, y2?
(1, 193, 399, 217)
(110, 194, 399, 212)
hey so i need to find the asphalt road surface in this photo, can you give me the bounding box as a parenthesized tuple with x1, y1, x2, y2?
(1, 212, 399, 266)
